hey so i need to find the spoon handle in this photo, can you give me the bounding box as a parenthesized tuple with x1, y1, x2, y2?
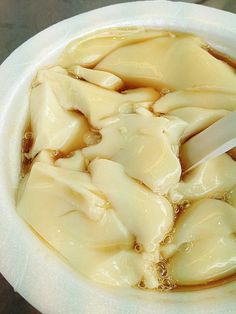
(180, 110, 236, 173)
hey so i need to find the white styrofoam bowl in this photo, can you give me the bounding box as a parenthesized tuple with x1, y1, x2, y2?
(0, 1, 236, 313)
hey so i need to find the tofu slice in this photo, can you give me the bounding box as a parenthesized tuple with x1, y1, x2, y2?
(169, 107, 228, 141)
(89, 159, 173, 252)
(84, 114, 185, 194)
(162, 199, 236, 285)
(92, 251, 143, 287)
(153, 88, 236, 114)
(18, 162, 109, 221)
(96, 35, 236, 91)
(30, 83, 89, 157)
(59, 28, 169, 67)
(169, 154, 236, 202)
(69, 65, 124, 90)
(169, 236, 236, 285)
(37, 68, 160, 128)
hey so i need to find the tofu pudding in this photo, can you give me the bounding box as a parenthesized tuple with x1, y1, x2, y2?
(17, 28, 236, 291)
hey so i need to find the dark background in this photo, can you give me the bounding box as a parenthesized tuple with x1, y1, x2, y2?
(0, 0, 236, 313)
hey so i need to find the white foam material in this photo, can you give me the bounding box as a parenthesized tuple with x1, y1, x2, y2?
(0, 1, 236, 313)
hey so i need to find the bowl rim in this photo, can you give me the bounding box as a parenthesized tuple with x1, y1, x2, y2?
(0, 1, 236, 313)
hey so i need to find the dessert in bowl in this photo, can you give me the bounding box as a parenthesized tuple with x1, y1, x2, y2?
(0, 1, 236, 313)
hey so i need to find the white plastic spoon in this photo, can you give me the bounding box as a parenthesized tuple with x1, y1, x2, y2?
(180, 110, 236, 173)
